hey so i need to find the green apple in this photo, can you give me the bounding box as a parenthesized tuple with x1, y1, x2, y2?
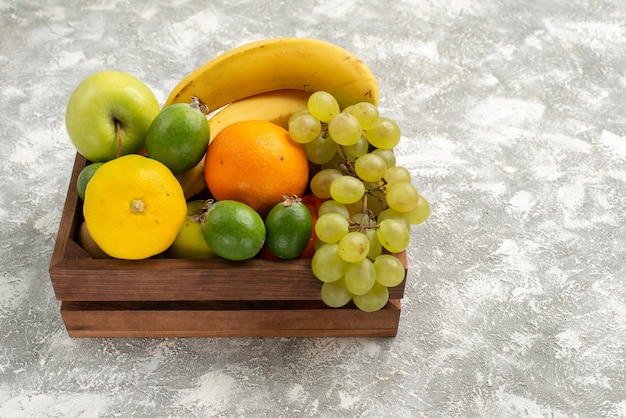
(65, 70, 160, 162)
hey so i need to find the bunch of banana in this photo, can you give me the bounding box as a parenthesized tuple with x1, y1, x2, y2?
(169, 37, 380, 199)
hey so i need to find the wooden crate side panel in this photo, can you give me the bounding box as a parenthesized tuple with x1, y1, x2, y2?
(50, 258, 406, 301)
(61, 300, 402, 338)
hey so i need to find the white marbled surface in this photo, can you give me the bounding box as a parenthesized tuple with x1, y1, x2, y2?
(2, 0, 626, 416)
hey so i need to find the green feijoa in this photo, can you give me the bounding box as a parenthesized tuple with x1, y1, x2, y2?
(77, 162, 104, 200)
(145, 99, 210, 174)
(201, 200, 266, 261)
(265, 195, 313, 259)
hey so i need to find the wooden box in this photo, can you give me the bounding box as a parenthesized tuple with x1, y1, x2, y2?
(48, 154, 406, 338)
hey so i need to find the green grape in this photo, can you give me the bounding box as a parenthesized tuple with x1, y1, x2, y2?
(328, 113, 362, 146)
(366, 188, 387, 217)
(349, 211, 376, 227)
(288, 109, 310, 126)
(315, 212, 349, 243)
(318, 200, 350, 218)
(364, 228, 382, 259)
(364, 117, 401, 149)
(376, 219, 410, 253)
(337, 231, 370, 263)
(405, 196, 430, 225)
(352, 282, 389, 312)
(374, 254, 406, 287)
(311, 243, 347, 283)
(377, 208, 411, 230)
(321, 152, 344, 171)
(386, 181, 419, 213)
(344, 200, 364, 217)
(350, 102, 379, 130)
(383, 165, 411, 188)
(310, 169, 342, 199)
(330, 175, 365, 204)
(288, 111, 321, 144)
(341, 135, 369, 162)
(308, 91, 340, 122)
(341, 105, 355, 114)
(344, 258, 376, 295)
(355, 153, 387, 182)
(305, 131, 338, 165)
(371, 148, 396, 168)
(320, 279, 352, 308)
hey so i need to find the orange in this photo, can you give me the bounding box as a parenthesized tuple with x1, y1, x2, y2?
(204, 120, 309, 216)
(83, 154, 187, 260)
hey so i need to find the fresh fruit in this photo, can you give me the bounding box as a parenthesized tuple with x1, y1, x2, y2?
(287, 90, 429, 312)
(288, 111, 322, 144)
(200, 200, 265, 261)
(354, 153, 386, 183)
(265, 195, 313, 260)
(374, 254, 406, 287)
(167, 200, 217, 260)
(337, 231, 370, 263)
(76, 221, 110, 259)
(386, 181, 420, 213)
(309, 169, 343, 200)
(377, 219, 410, 253)
(297, 211, 318, 259)
(76, 162, 103, 201)
(364, 117, 401, 149)
(314, 213, 349, 244)
(344, 258, 376, 295)
(174, 89, 312, 199)
(83, 154, 187, 260)
(349, 102, 379, 130)
(311, 243, 347, 283)
(307, 91, 340, 122)
(204, 120, 309, 216)
(329, 175, 365, 205)
(165, 38, 379, 111)
(65, 70, 160, 162)
(328, 113, 362, 146)
(405, 196, 431, 225)
(353, 282, 389, 312)
(145, 99, 210, 174)
(320, 279, 352, 308)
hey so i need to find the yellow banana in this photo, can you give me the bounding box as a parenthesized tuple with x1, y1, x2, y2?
(175, 89, 311, 199)
(165, 37, 379, 111)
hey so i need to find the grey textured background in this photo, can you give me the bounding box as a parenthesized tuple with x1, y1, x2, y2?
(2, 0, 626, 417)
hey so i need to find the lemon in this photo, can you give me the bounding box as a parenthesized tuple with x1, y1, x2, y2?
(201, 200, 266, 261)
(83, 154, 187, 260)
(167, 200, 218, 259)
(145, 101, 210, 174)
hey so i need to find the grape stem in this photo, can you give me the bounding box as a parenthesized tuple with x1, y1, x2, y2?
(336, 145, 389, 232)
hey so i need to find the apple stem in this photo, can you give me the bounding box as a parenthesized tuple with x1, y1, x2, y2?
(115, 119, 122, 158)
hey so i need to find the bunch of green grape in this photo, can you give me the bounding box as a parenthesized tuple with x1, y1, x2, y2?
(288, 91, 430, 312)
